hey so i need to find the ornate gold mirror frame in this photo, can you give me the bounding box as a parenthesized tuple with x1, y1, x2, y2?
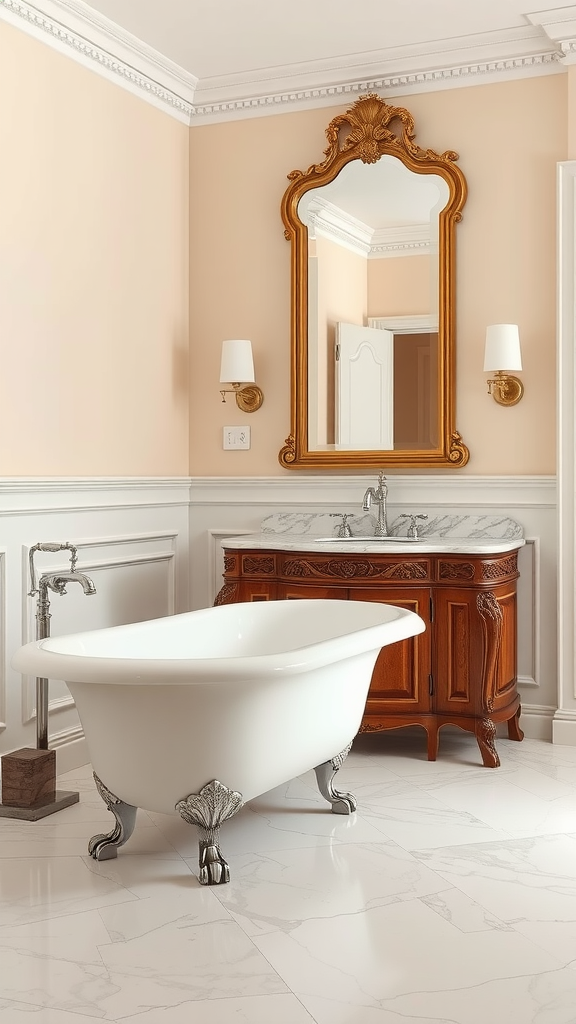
(278, 94, 469, 469)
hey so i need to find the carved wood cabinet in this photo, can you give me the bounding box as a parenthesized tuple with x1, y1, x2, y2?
(216, 544, 523, 768)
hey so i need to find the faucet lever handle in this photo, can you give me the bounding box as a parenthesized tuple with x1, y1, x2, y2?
(329, 513, 353, 538)
(397, 513, 428, 539)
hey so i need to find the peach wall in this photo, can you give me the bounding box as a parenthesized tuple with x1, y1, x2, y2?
(0, 22, 190, 476)
(189, 74, 566, 475)
(368, 255, 433, 317)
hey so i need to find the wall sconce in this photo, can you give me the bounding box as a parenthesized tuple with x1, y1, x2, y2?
(484, 324, 524, 406)
(219, 339, 264, 413)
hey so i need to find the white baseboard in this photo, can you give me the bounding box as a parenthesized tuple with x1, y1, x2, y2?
(50, 727, 89, 775)
(552, 711, 576, 747)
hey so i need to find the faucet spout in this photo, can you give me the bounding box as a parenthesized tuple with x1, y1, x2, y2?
(41, 571, 97, 597)
(361, 472, 389, 537)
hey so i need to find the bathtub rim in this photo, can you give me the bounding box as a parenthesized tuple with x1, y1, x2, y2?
(11, 599, 425, 685)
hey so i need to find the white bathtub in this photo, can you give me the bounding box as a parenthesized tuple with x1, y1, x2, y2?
(13, 599, 424, 884)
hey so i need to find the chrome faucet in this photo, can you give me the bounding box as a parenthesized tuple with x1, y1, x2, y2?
(362, 471, 389, 537)
(27, 543, 97, 751)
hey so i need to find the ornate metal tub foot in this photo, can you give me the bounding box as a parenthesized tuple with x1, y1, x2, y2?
(89, 773, 137, 860)
(314, 741, 357, 814)
(176, 780, 244, 885)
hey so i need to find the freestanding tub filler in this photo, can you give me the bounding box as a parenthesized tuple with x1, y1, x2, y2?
(13, 599, 425, 884)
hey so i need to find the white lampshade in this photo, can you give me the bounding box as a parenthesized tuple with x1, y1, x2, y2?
(219, 339, 255, 383)
(484, 324, 522, 372)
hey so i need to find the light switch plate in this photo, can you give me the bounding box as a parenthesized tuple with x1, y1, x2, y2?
(223, 426, 251, 450)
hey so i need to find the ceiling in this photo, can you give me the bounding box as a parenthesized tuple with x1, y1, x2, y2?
(73, 0, 576, 79)
(8, 0, 576, 121)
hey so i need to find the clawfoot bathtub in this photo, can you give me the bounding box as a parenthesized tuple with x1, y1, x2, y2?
(13, 599, 424, 884)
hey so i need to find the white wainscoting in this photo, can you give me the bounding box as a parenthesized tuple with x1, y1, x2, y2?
(190, 474, 557, 742)
(1, 478, 191, 772)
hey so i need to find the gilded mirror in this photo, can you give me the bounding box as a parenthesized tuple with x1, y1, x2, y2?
(278, 94, 469, 469)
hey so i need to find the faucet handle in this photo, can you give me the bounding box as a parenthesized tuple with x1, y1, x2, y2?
(397, 513, 428, 539)
(329, 513, 353, 538)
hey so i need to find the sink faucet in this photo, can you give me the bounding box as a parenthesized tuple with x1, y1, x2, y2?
(362, 472, 388, 537)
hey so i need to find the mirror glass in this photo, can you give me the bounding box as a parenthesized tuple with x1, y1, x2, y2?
(279, 94, 469, 470)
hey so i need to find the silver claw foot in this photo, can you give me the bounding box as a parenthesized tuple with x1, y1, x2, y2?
(88, 773, 137, 861)
(176, 780, 243, 885)
(314, 741, 357, 814)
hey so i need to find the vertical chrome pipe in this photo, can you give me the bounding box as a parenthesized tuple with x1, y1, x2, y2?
(36, 679, 49, 750)
(35, 583, 51, 750)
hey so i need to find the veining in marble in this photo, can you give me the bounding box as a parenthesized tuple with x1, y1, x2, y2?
(261, 511, 523, 539)
(4, 731, 576, 1022)
(232, 511, 524, 555)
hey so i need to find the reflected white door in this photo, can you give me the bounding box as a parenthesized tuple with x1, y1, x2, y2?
(335, 322, 394, 448)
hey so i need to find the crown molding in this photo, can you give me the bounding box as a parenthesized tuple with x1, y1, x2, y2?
(193, 51, 562, 124)
(370, 224, 431, 259)
(306, 197, 431, 259)
(305, 197, 373, 257)
(0, 0, 567, 125)
(0, 0, 196, 123)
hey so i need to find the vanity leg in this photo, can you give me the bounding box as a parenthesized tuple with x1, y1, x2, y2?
(476, 718, 500, 768)
(507, 705, 524, 742)
(426, 724, 439, 761)
(89, 773, 137, 861)
(314, 740, 357, 814)
(176, 779, 244, 886)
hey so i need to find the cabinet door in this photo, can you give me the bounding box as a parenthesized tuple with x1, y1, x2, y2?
(433, 587, 479, 715)
(350, 588, 432, 712)
(433, 585, 517, 717)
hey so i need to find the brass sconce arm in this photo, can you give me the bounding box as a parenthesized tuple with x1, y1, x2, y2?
(486, 371, 524, 407)
(220, 382, 264, 413)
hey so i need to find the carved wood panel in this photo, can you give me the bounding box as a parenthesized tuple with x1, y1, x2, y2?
(241, 555, 276, 575)
(282, 558, 429, 581)
(438, 561, 475, 581)
(481, 553, 518, 580)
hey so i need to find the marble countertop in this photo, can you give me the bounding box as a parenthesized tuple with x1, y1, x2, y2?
(222, 533, 525, 555)
(221, 512, 525, 556)
(219, 509, 524, 552)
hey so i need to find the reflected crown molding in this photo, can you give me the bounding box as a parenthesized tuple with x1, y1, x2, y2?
(0, 0, 568, 125)
(304, 197, 431, 259)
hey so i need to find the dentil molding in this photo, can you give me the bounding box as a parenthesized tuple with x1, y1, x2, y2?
(0, 0, 568, 125)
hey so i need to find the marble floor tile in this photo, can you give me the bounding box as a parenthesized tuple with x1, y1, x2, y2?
(209, 840, 453, 940)
(122, 993, 317, 1023)
(250, 896, 564, 1012)
(7, 739, 576, 1023)
(0, 855, 139, 928)
(412, 832, 576, 965)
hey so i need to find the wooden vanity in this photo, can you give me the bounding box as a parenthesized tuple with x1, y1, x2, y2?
(216, 535, 524, 768)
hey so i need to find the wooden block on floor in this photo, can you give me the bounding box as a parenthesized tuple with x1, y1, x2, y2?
(1, 747, 56, 808)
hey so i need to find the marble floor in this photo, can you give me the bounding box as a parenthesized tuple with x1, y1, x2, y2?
(3, 729, 576, 1022)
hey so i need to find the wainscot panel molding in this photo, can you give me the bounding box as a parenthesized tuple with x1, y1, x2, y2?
(190, 474, 556, 743)
(1, 477, 191, 770)
(0, 0, 567, 126)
